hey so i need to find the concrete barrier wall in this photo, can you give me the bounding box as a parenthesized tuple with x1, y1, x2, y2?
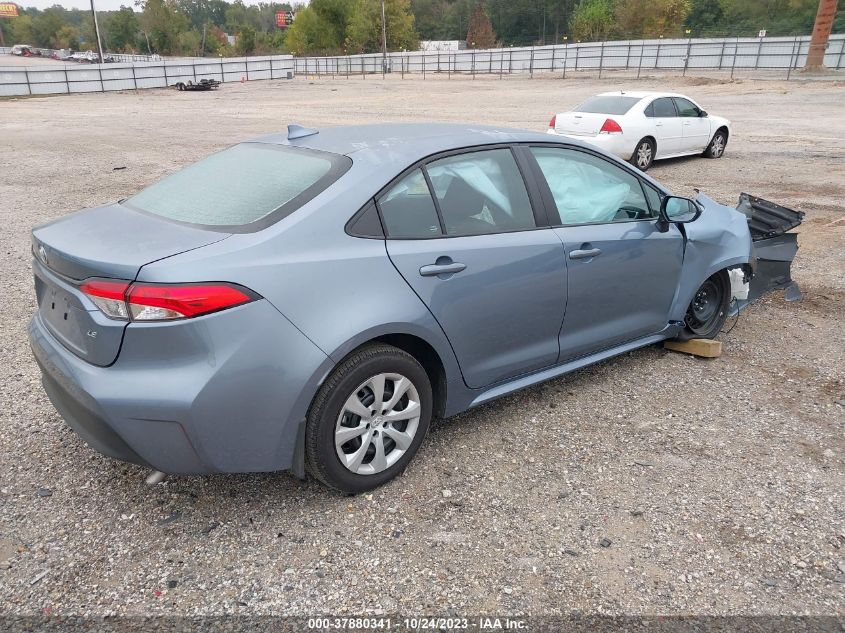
(0, 55, 295, 96)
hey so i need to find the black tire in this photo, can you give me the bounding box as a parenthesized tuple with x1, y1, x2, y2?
(703, 128, 728, 158)
(630, 137, 655, 171)
(678, 271, 730, 340)
(176, 82, 185, 91)
(305, 343, 432, 494)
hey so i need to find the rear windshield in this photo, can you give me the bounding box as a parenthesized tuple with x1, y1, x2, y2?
(574, 96, 641, 115)
(124, 143, 351, 231)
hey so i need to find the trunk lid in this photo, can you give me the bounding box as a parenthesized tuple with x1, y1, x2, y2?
(553, 112, 609, 137)
(32, 203, 229, 366)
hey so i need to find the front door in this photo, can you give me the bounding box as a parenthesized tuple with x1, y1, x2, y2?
(528, 145, 685, 360)
(379, 148, 567, 389)
(674, 97, 711, 152)
(647, 97, 684, 156)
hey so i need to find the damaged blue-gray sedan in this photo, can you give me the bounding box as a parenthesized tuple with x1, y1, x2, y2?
(27, 123, 802, 493)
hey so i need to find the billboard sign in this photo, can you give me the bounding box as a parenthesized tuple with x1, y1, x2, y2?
(0, 2, 19, 17)
(275, 10, 294, 28)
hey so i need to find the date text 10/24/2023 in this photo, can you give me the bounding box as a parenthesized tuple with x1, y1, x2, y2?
(306, 617, 528, 630)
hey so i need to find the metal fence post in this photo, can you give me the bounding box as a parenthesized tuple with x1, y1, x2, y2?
(625, 42, 631, 69)
(730, 37, 738, 79)
(220, 58, 224, 82)
(448, 53, 452, 79)
(562, 44, 568, 78)
(754, 36, 762, 69)
(66, 67, 72, 93)
(717, 39, 725, 70)
(499, 50, 503, 79)
(509, 49, 513, 74)
(163, 62, 168, 87)
(530, 46, 534, 78)
(471, 50, 475, 79)
(574, 44, 579, 73)
(786, 36, 798, 80)
(24, 68, 31, 95)
(837, 36, 845, 69)
(637, 41, 644, 79)
(598, 41, 605, 78)
(551, 46, 556, 73)
(655, 39, 662, 70)
(683, 36, 692, 76)
(97, 63, 104, 92)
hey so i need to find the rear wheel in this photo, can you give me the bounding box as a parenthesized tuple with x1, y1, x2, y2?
(679, 271, 730, 340)
(631, 138, 655, 171)
(703, 129, 727, 158)
(305, 344, 432, 493)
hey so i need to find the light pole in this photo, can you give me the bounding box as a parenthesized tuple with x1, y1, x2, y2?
(381, 0, 387, 79)
(90, 0, 104, 63)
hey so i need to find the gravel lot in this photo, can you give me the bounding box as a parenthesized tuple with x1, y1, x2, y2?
(0, 74, 843, 619)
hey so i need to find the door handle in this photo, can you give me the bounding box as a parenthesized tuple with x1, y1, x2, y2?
(419, 258, 466, 277)
(569, 248, 601, 260)
(683, 121, 691, 126)
(655, 122, 663, 127)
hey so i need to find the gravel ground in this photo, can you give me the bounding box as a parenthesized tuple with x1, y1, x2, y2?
(0, 74, 843, 618)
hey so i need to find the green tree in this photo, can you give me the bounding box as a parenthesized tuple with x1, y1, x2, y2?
(10, 14, 38, 45)
(55, 24, 82, 48)
(684, 0, 723, 34)
(235, 23, 256, 52)
(569, 0, 615, 40)
(139, 0, 189, 54)
(345, 0, 418, 53)
(284, 0, 353, 53)
(104, 6, 140, 51)
(33, 8, 66, 47)
(616, 0, 690, 37)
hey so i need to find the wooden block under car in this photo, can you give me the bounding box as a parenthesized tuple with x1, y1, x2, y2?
(663, 338, 722, 358)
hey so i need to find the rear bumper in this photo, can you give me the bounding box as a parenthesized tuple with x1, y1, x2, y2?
(28, 300, 332, 474)
(546, 129, 636, 161)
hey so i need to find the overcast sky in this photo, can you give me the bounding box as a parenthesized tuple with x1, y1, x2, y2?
(19, 0, 282, 11)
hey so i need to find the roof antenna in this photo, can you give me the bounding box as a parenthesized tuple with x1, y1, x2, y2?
(287, 124, 319, 140)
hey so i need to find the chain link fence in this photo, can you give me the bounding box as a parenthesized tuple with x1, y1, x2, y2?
(295, 34, 845, 81)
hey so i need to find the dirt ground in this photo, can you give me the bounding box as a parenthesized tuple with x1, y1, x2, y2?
(0, 74, 843, 619)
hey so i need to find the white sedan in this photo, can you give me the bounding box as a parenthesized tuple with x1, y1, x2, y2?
(547, 91, 731, 171)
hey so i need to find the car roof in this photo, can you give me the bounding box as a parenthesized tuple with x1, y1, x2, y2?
(251, 123, 574, 161)
(594, 90, 688, 99)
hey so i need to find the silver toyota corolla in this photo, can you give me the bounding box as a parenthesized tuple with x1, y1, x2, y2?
(29, 123, 790, 493)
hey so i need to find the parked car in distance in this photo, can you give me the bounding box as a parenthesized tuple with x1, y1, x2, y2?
(547, 91, 731, 171)
(30, 123, 759, 494)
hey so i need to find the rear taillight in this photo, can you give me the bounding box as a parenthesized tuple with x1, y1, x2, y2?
(599, 118, 623, 134)
(548, 114, 557, 129)
(80, 280, 258, 322)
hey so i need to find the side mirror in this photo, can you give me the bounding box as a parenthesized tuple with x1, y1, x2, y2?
(699, 110, 708, 117)
(657, 196, 702, 231)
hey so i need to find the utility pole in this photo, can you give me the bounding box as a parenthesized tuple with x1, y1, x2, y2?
(381, 0, 387, 79)
(90, 0, 104, 63)
(805, 0, 837, 69)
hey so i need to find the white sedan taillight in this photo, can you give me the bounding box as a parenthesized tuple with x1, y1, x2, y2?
(80, 280, 258, 322)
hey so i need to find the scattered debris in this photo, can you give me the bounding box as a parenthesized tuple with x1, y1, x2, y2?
(158, 511, 182, 525)
(30, 570, 49, 586)
(600, 538, 612, 548)
(36, 488, 52, 498)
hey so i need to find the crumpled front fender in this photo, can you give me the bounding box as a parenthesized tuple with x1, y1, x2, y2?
(668, 192, 753, 322)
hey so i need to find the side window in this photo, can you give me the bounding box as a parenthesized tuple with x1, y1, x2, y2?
(530, 147, 654, 225)
(643, 183, 664, 216)
(377, 169, 442, 238)
(652, 97, 677, 118)
(673, 97, 700, 117)
(425, 149, 536, 236)
(644, 102, 654, 117)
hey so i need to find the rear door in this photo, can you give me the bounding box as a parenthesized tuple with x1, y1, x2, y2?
(645, 97, 684, 156)
(527, 145, 684, 360)
(674, 97, 711, 152)
(382, 147, 567, 389)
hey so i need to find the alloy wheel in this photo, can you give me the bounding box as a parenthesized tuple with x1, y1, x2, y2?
(335, 373, 421, 475)
(636, 142, 653, 169)
(710, 134, 725, 157)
